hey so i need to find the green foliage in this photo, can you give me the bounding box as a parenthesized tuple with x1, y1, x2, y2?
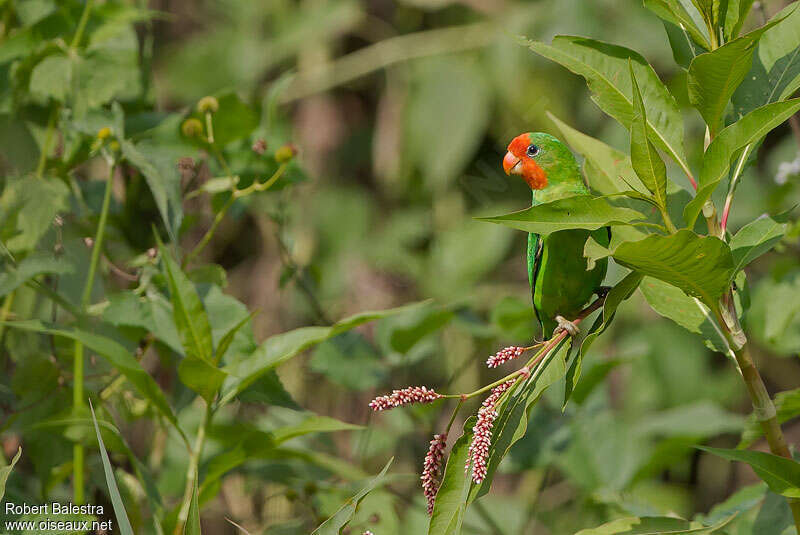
(3, 0, 800, 533)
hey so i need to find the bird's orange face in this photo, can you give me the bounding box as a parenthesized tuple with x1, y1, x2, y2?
(502, 133, 548, 190)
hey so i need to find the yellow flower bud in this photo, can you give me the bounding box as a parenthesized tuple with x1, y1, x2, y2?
(197, 96, 219, 114)
(181, 118, 204, 138)
(274, 144, 297, 163)
(109, 140, 120, 152)
(97, 127, 112, 140)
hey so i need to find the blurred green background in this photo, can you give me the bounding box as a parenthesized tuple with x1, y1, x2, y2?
(4, 0, 800, 533)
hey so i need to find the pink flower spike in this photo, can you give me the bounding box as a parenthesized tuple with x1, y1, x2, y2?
(486, 346, 526, 368)
(466, 379, 516, 484)
(421, 433, 447, 515)
(369, 386, 443, 411)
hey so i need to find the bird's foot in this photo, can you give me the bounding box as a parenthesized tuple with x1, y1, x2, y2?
(554, 315, 580, 337)
(595, 286, 612, 298)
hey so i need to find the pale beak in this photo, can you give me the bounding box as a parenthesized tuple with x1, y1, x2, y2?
(503, 151, 521, 175)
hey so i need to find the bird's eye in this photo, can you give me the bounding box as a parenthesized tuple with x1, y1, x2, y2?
(526, 144, 540, 157)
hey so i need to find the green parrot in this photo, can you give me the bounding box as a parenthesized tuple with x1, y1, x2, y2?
(502, 132, 609, 338)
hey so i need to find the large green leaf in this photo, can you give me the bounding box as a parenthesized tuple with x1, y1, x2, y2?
(428, 420, 473, 535)
(0, 320, 185, 442)
(629, 63, 668, 209)
(733, 3, 800, 117)
(687, 21, 778, 134)
(525, 35, 689, 178)
(29, 53, 73, 102)
(312, 458, 393, 535)
(547, 112, 644, 196)
(640, 277, 728, 352)
(699, 446, 800, 498)
(177, 357, 226, 404)
(478, 196, 645, 236)
(0, 175, 69, 253)
(89, 401, 134, 535)
(158, 242, 213, 364)
(643, 0, 711, 50)
(729, 214, 788, 274)
(0, 253, 73, 298)
(575, 514, 734, 535)
(684, 98, 800, 227)
(220, 301, 428, 404)
(598, 230, 733, 306)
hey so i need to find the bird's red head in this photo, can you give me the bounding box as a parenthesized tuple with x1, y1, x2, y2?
(502, 133, 547, 190)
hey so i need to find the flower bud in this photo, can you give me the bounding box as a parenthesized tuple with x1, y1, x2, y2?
(252, 138, 267, 155)
(181, 118, 204, 138)
(274, 144, 297, 163)
(97, 127, 112, 140)
(197, 96, 219, 114)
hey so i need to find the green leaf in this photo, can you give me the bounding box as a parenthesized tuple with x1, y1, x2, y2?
(599, 230, 733, 306)
(214, 310, 257, 364)
(469, 340, 572, 502)
(270, 415, 363, 445)
(478, 196, 645, 236)
(733, 4, 800, 117)
(638, 401, 744, 437)
(184, 475, 201, 535)
(29, 53, 72, 102)
(643, 0, 711, 50)
(724, 0, 756, 40)
(102, 292, 183, 354)
(575, 514, 734, 534)
(193, 91, 258, 147)
(629, 62, 668, 209)
(177, 357, 227, 404)
(89, 401, 134, 535)
(548, 112, 644, 196)
(640, 277, 729, 352)
(428, 421, 473, 535)
(0, 320, 185, 442)
(730, 214, 788, 274)
(406, 57, 490, 190)
(572, 272, 644, 401)
(312, 458, 393, 535)
(120, 139, 183, 241)
(698, 446, 800, 498)
(0, 252, 73, 298)
(525, 35, 689, 178)
(684, 98, 800, 227)
(0, 447, 21, 503)
(688, 21, 777, 134)
(0, 175, 69, 253)
(568, 272, 642, 404)
(158, 241, 213, 364)
(220, 301, 429, 405)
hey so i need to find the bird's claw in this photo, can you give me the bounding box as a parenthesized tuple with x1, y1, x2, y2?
(554, 315, 580, 337)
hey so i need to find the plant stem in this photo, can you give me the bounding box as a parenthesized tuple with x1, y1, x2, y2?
(732, 342, 800, 528)
(658, 204, 678, 234)
(174, 403, 212, 535)
(72, 162, 114, 504)
(715, 293, 800, 532)
(182, 164, 288, 267)
(0, 291, 14, 344)
(69, 0, 94, 50)
(35, 107, 58, 179)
